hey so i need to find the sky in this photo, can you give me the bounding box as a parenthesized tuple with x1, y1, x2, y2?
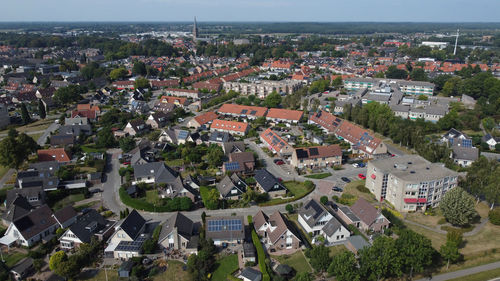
(1, 0, 499, 22)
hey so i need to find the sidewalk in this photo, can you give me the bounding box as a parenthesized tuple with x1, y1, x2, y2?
(415, 261, 500, 281)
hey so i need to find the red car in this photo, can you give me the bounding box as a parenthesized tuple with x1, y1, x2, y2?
(275, 161, 285, 165)
(358, 173, 366, 180)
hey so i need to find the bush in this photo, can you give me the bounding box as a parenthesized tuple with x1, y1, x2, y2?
(320, 196, 328, 205)
(286, 204, 294, 214)
(489, 208, 500, 225)
(356, 184, 370, 193)
(337, 193, 357, 206)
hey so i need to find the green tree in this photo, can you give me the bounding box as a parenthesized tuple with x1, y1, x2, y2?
(132, 61, 147, 76)
(440, 240, 460, 269)
(332, 76, 343, 88)
(305, 245, 331, 272)
(328, 251, 360, 281)
(53, 84, 87, 105)
(359, 236, 401, 281)
(410, 68, 428, 81)
(441, 77, 463, 97)
(0, 132, 38, 169)
(440, 187, 478, 226)
(38, 99, 46, 119)
(202, 187, 219, 210)
(385, 65, 408, 79)
(395, 230, 434, 278)
(206, 144, 224, 167)
(295, 272, 313, 281)
(263, 91, 282, 108)
(96, 127, 117, 148)
(119, 137, 136, 153)
(109, 67, 128, 80)
(285, 204, 294, 214)
(20, 103, 31, 124)
(320, 195, 328, 205)
(134, 77, 150, 89)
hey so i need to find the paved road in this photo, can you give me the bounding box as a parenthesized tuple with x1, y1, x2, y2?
(0, 168, 15, 189)
(415, 261, 500, 281)
(101, 149, 127, 214)
(37, 122, 60, 146)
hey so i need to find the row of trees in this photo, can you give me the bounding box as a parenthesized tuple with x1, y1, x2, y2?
(49, 238, 102, 279)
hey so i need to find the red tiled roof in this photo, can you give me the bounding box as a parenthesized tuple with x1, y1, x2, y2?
(335, 121, 382, 155)
(71, 110, 96, 119)
(37, 148, 71, 163)
(217, 104, 267, 117)
(194, 111, 218, 126)
(260, 128, 290, 153)
(211, 119, 248, 133)
(308, 110, 342, 133)
(266, 108, 303, 122)
(160, 96, 187, 105)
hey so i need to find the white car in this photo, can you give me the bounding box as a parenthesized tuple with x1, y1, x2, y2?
(352, 163, 359, 168)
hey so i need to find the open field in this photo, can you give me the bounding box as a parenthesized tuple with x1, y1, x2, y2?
(272, 250, 312, 273)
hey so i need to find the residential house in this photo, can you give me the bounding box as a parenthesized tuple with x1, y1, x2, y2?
(158, 128, 193, 145)
(253, 210, 301, 252)
(217, 104, 267, 120)
(216, 174, 248, 200)
(222, 141, 246, 157)
(187, 111, 218, 129)
(205, 216, 245, 246)
(223, 152, 255, 174)
(105, 210, 148, 260)
(124, 119, 149, 136)
(238, 267, 262, 281)
(52, 206, 78, 229)
(60, 209, 116, 250)
(298, 199, 350, 244)
(254, 169, 287, 197)
(65, 117, 89, 126)
(0, 205, 58, 247)
(10, 258, 34, 281)
(132, 162, 197, 201)
(339, 198, 390, 232)
(157, 212, 198, 255)
(152, 102, 176, 115)
(334, 121, 387, 157)
(37, 148, 71, 163)
(482, 134, 500, 150)
(159, 96, 188, 108)
(451, 146, 479, 167)
(266, 108, 303, 124)
(208, 131, 232, 145)
(291, 145, 342, 169)
(260, 128, 294, 156)
(345, 235, 371, 255)
(2, 191, 43, 226)
(210, 119, 249, 136)
(146, 112, 169, 129)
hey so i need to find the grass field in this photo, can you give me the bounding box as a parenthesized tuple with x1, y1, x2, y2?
(146, 190, 160, 204)
(166, 159, 184, 167)
(447, 267, 500, 281)
(328, 244, 348, 257)
(272, 250, 312, 273)
(52, 193, 85, 211)
(78, 269, 119, 281)
(304, 172, 332, 179)
(343, 180, 377, 204)
(211, 254, 238, 281)
(153, 261, 191, 281)
(406, 211, 445, 228)
(5, 252, 28, 268)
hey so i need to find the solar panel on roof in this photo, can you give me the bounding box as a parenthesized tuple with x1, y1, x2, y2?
(462, 139, 472, 148)
(224, 162, 241, 171)
(309, 148, 319, 156)
(250, 110, 257, 115)
(207, 218, 242, 232)
(241, 109, 248, 114)
(178, 130, 189, 139)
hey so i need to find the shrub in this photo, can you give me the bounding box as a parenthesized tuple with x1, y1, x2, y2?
(356, 184, 370, 193)
(286, 204, 294, 214)
(489, 208, 500, 225)
(320, 196, 328, 205)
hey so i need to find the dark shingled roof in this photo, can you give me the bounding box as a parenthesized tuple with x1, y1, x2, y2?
(158, 212, 194, 243)
(120, 210, 146, 240)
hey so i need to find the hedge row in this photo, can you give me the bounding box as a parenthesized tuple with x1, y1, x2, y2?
(249, 217, 270, 281)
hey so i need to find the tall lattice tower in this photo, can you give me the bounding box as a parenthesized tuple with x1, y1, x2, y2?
(193, 17, 198, 41)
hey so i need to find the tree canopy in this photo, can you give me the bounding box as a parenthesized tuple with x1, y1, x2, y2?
(440, 187, 478, 226)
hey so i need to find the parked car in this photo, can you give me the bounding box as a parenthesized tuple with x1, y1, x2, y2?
(358, 162, 365, 167)
(274, 159, 285, 165)
(358, 173, 366, 180)
(341, 177, 351, 183)
(352, 163, 359, 168)
(332, 186, 343, 192)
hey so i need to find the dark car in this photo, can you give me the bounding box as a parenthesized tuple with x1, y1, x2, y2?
(332, 186, 343, 192)
(341, 177, 351, 183)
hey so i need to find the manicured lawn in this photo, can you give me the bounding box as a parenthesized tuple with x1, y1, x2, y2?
(328, 244, 348, 257)
(5, 252, 28, 268)
(52, 193, 85, 211)
(406, 211, 445, 228)
(447, 267, 500, 281)
(78, 268, 119, 281)
(81, 145, 106, 153)
(29, 132, 43, 142)
(146, 190, 160, 204)
(153, 260, 191, 281)
(272, 250, 312, 273)
(343, 180, 377, 204)
(211, 254, 238, 281)
(304, 172, 332, 179)
(260, 181, 314, 206)
(406, 223, 447, 249)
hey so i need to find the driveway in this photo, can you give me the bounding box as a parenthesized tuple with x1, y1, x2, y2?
(37, 122, 60, 146)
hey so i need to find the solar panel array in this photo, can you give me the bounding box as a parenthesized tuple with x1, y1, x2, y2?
(224, 162, 241, 171)
(461, 139, 472, 148)
(178, 130, 189, 140)
(241, 109, 248, 114)
(250, 110, 257, 115)
(309, 147, 319, 156)
(207, 219, 242, 232)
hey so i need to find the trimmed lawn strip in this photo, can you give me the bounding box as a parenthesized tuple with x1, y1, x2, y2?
(304, 172, 332, 179)
(5, 252, 28, 268)
(272, 250, 312, 273)
(211, 254, 238, 281)
(446, 267, 500, 281)
(146, 190, 160, 204)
